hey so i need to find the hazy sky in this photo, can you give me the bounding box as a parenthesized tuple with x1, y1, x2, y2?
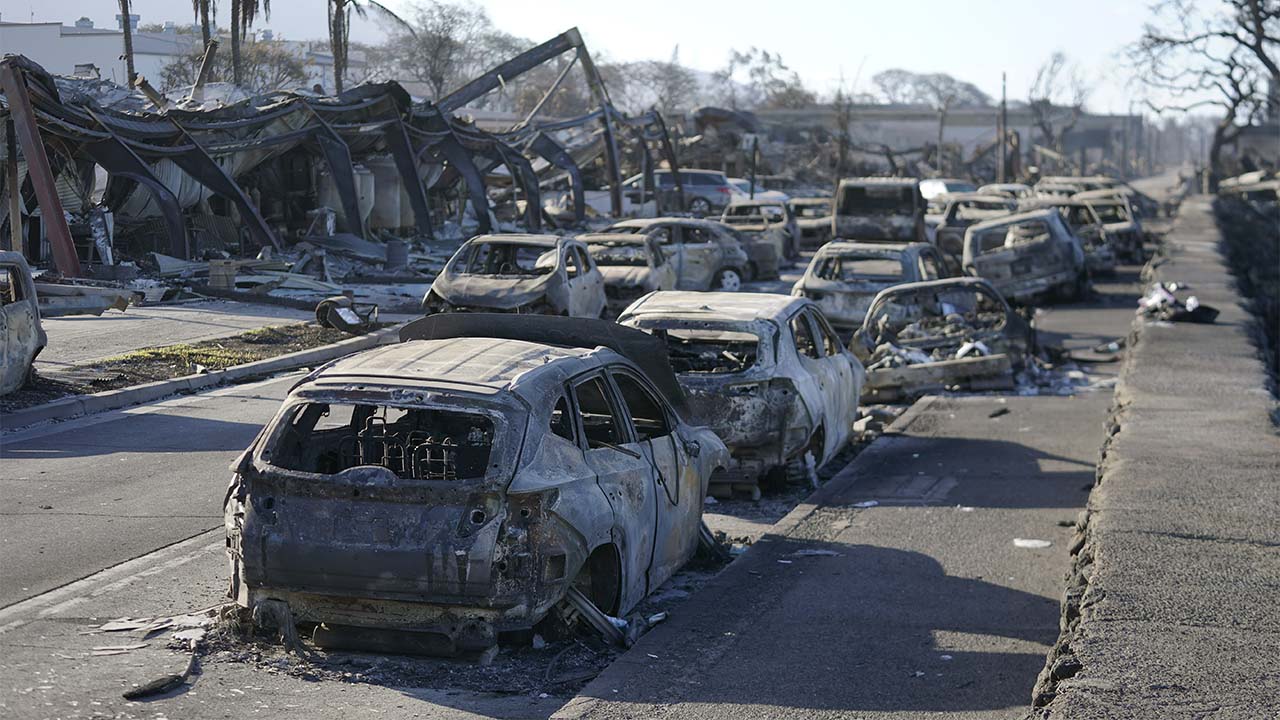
(3, 0, 1206, 113)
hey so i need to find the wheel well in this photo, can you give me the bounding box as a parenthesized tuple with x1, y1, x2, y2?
(572, 544, 622, 616)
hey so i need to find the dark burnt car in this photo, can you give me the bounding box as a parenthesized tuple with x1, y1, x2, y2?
(224, 315, 728, 656)
(791, 242, 948, 333)
(788, 197, 834, 248)
(962, 209, 1088, 304)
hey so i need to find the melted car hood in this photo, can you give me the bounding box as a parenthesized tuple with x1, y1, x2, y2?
(432, 271, 555, 310)
(599, 265, 653, 287)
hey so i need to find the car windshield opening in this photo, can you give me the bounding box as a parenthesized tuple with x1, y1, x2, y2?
(267, 402, 494, 481)
(461, 242, 557, 275)
(817, 254, 904, 281)
(658, 328, 761, 374)
(587, 242, 648, 266)
(838, 186, 915, 216)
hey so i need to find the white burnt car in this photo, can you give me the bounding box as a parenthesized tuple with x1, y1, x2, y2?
(618, 292, 865, 498)
(791, 242, 949, 333)
(579, 233, 678, 316)
(963, 209, 1088, 304)
(0, 252, 47, 395)
(224, 314, 729, 656)
(423, 234, 606, 318)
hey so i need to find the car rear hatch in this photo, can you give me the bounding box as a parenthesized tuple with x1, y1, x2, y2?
(237, 386, 524, 605)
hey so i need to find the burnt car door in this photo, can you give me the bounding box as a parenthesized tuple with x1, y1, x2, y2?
(565, 244, 606, 318)
(607, 367, 700, 588)
(804, 308, 857, 457)
(675, 225, 721, 289)
(1, 260, 41, 395)
(784, 310, 836, 457)
(917, 246, 945, 280)
(571, 373, 658, 610)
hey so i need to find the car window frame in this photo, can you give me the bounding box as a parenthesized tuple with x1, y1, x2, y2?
(788, 308, 821, 360)
(605, 365, 675, 442)
(569, 371, 637, 448)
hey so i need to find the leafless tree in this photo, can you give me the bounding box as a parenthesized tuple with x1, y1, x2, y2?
(160, 39, 307, 92)
(831, 79, 856, 176)
(381, 1, 508, 100)
(713, 48, 815, 109)
(628, 46, 701, 118)
(1027, 52, 1090, 154)
(1129, 0, 1278, 183)
(872, 69, 990, 172)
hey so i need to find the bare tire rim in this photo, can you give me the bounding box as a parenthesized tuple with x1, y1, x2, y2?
(717, 269, 742, 291)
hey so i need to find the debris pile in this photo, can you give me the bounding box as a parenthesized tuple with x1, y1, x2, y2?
(1137, 281, 1219, 324)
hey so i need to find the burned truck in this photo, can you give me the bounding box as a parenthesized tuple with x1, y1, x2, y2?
(423, 235, 606, 318)
(962, 209, 1088, 304)
(832, 177, 927, 244)
(0, 252, 47, 395)
(224, 315, 729, 655)
(720, 199, 800, 261)
(618, 292, 864, 498)
(851, 277, 1033, 401)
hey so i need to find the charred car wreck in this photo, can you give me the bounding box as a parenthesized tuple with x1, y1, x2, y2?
(423, 235, 606, 318)
(224, 314, 729, 656)
(618, 292, 864, 498)
(0, 252, 47, 395)
(580, 234, 677, 317)
(962, 209, 1088, 304)
(791, 241, 948, 333)
(851, 277, 1033, 401)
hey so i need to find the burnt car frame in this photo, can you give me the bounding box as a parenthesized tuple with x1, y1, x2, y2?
(791, 242, 948, 334)
(423, 234, 606, 318)
(579, 233, 678, 316)
(851, 277, 1033, 401)
(832, 177, 927, 244)
(0, 252, 47, 396)
(720, 198, 800, 261)
(603, 218, 753, 290)
(926, 192, 1019, 271)
(224, 314, 729, 655)
(788, 197, 834, 248)
(1022, 198, 1118, 275)
(962, 209, 1087, 304)
(618, 291, 865, 497)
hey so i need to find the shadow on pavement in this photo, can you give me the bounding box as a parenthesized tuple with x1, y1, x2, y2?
(3, 414, 263, 458)
(570, 537, 1058, 715)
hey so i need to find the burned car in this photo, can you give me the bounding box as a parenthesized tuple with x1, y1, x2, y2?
(926, 192, 1019, 270)
(618, 292, 864, 498)
(833, 177, 927, 244)
(423, 235, 606, 318)
(851, 277, 1033, 401)
(962, 209, 1087, 304)
(0, 252, 47, 396)
(1072, 189, 1147, 261)
(1023, 199, 1117, 274)
(977, 183, 1035, 202)
(224, 314, 729, 655)
(791, 242, 948, 333)
(580, 233, 677, 316)
(788, 197, 834, 248)
(721, 199, 800, 261)
(603, 218, 752, 290)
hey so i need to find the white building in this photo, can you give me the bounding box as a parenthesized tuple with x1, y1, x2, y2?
(0, 17, 365, 94)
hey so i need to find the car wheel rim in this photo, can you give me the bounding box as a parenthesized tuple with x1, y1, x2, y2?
(690, 199, 709, 214)
(720, 271, 741, 291)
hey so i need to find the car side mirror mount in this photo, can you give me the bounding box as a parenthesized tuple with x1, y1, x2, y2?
(683, 439, 701, 458)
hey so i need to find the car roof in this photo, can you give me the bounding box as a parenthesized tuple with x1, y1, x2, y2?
(610, 217, 724, 230)
(934, 192, 1014, 204)
(623, 291, 804, 322)
(578, 233, 648, 245)
(968, 208, 1060, 231)
(726, 199, 785, 207)
(312, 337, 595, 391)
(467, 233, 563, 247)
(818, 241, 914, 256)
(789, 197, 831, 204)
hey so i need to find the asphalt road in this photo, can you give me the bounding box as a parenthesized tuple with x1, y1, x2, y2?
(0, 260, 1142, 719)
(0, 374, 298, 607)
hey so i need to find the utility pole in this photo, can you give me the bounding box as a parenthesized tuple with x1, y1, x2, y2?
(998, 72, 1007, 183)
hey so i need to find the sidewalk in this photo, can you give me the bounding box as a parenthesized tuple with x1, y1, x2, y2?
(1031, 198, 1280, 718)
(557, 392, 1111, 720)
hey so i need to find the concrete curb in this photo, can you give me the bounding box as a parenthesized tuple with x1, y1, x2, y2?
(2, 324, 403, 432)
(551, 396, 935, 720)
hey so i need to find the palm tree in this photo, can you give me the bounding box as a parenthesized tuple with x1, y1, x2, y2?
(191, 0, 216, 49)
(327, 0, 411, 94)
(118, 0, 136, 87)
(230, 0, 270, 86)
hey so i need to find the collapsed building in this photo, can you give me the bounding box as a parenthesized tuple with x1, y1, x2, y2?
(0, 28, 687, 287)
